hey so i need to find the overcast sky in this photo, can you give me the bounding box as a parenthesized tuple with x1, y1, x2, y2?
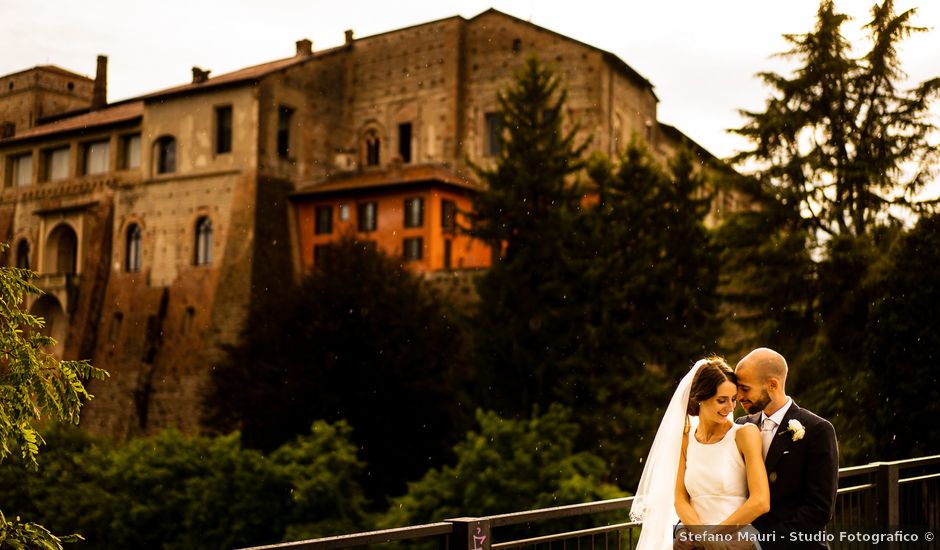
(2, 0, 938, 159)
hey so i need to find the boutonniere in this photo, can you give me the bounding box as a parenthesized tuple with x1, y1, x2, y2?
(781, 419, 805, 441)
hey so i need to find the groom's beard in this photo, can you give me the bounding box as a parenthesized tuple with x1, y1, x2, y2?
(743, 389, 772, 414)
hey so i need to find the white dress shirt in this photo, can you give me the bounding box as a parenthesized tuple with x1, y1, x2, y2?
(759, 397, 793, 459)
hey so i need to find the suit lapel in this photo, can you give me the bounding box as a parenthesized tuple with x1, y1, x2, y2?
(764, 401, 801, 473)
(743, 413, 760, 427)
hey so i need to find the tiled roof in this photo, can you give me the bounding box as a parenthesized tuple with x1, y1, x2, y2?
(0, 46, 343, 144)
(292, 164, 482, 197)
(134, 45, 345, 102)
(1, 101, 142, 143)
(0, 64, 93, 82)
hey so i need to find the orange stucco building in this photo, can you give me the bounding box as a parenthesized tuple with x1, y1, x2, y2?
(293, 164, 491, 272)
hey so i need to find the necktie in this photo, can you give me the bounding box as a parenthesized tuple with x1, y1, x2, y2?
(761, 418, 776, 459)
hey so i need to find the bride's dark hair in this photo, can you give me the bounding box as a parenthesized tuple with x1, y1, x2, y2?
(687, 356, 735, 416)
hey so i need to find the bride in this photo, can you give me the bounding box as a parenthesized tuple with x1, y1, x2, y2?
(631, 357, 769, 549)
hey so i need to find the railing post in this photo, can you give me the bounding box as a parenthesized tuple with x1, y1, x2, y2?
(875, 462, 901, 550)
(447, 517, 491, 550)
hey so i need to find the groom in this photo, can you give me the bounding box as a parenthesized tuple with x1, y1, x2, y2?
(734, 348, 839, 550)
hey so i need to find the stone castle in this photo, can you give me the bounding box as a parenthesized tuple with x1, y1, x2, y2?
(0, 9, 719, 437)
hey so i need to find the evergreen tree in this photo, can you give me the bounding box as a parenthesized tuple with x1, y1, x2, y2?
(865, 214, 940, 459)
(468, 56, 589, 417)
(714, 171, 818, 360)
(732, 0, 939, 239)
(577, 143, 720, 485)
(723, 0, 939, 464)
(204, 236, 467, 500)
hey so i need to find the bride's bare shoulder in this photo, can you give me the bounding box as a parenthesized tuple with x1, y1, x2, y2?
(734, 422, 761, 449)
(736, 422, 759, 434)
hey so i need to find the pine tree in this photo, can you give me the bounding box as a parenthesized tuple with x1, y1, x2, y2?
(575, 143, 720, 485)
(723, 0, 940, 463)
(468, 56, 589, 417)
(732, 0, 939, 239)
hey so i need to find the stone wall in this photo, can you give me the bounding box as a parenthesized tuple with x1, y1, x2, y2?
(0, 67, 94, 133)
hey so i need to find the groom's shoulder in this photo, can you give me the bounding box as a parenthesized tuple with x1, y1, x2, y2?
(792, 403, 835, 432)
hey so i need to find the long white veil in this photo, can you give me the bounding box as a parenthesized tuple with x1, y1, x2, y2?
(630, 359, 705, 550)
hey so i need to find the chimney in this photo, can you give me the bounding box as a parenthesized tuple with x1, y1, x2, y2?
(344, 30, 354, 46)
(192, 67, 211, 84)
(296, 39, 313, 57)
(92, 55, 107, 109)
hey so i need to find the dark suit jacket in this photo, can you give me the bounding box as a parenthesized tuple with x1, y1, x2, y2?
(736, 401, 839, 550)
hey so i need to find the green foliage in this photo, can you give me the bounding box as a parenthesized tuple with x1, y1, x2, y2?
(468, 55, 590, 416)
(0, 511, 81, 550)
(0, 268, 107, 469)
(733, 0, 939, 239)
(468, 55, 589, 247)
(271, 421, 371, 541)
(379, 405, 624, 527)
(724, 0, 940, 466)
(205, 236, 467, 499)
(0, 422, 369, 549)
(865, 213, 940, 459)
(0, 249, 107, 548)
(102, 430, 291, 549)
(468, 57, 720, 488)
(584, 143, 720, 368)
(714, 171, 819, 359)
(577, 142, 720, 484)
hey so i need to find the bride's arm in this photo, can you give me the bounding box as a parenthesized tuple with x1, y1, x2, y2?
(719, 424, 770, 526)
(675, 432, 706, 530)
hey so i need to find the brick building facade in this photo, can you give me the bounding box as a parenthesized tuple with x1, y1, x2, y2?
(0, 9, 716, 437)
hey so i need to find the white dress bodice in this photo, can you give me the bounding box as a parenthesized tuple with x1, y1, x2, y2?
(684, 421, 748, 524)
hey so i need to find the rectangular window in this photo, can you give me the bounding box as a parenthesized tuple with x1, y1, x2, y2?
(10, 153, 32, 187)
(398, 122, 412, 163)
(122, 134, 141, 169)
(155, 137, 176, 174)
(338, 203, 350, 221)
(83, 140, 110, 175)
(403, 237, 423, 261)
(404, 197, 424, 228)
(277, 106, 294, 158)
(441, 199, 457, 232)
(44, 147, 69, 181)
(313, 244, 332, 269)
(358, 202, 377, 232)
(216, 105, 233, 154)
(315, 205, 333, 235)
(443, 238, 453, 269)
(485, 112, 504, 156)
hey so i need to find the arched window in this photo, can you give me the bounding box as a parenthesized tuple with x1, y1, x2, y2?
(125, 224, 142, 272)
(362, 129, 380, 167)
(154, 136, 176, 174)
(194, 216, 212, 266)
(15, 239, 30, 270)
(47, 224, 77, 275)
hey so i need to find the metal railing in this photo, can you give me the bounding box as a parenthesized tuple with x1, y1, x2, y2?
(242, 455, 940, 550)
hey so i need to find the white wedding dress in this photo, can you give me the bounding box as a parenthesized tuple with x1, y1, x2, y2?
(684, 419, 748, 524)
(631, 361, 757, 550)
